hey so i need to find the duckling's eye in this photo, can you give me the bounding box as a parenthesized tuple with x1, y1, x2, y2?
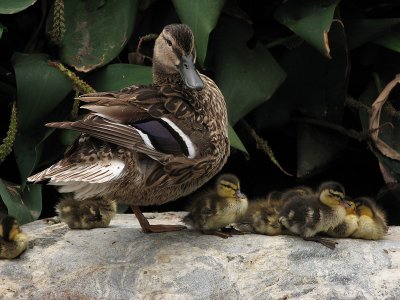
(166, 39, 172, 46)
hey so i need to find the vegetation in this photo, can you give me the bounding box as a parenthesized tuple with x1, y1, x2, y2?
(1, 0, 400, 224)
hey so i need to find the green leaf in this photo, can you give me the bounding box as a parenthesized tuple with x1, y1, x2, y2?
(374, 30, 400, 53)
(22, 184, 42, 220)
(0, 179, 34, 224)
(86, 64, 152, 91)
(213, 17, 286, 125)
(275, 0, 339, 58)
(12, 53, 73, 132)
(14, 128, 54, 187)
(346, 18, 400, 50)
(228, 124, 247, 154)
(49, 0, 139, 72)
(0, 0, 37, 14)
(296, 125, 347, 178)
(172, 0, 226, 65)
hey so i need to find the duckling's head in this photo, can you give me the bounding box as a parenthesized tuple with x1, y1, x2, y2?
(215, 174, 246, 199)
(0, 214, 22, 242)
(153, 24, 204, 90)
(344, 198, 357, 214)
(318, 181, 347, 208)
(354, 197, 375, 218)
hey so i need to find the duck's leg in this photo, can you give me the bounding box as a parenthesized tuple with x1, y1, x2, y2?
(131, 206, 186, 233)
(221, 226, 245, 235)
(303, 236, 338, 250)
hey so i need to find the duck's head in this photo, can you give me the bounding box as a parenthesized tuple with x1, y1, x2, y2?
(354, 197, 375, 218)
(318, 181, 347, 208)
(344, 198, 357, 214)
(0, 214, 22, 242)
(153, 24, 204, 90)
(215, 174, 246, 200)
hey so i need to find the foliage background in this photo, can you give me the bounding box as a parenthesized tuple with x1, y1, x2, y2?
(1, 0, 400, 225)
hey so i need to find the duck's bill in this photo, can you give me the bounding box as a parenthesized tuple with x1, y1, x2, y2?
(179, 55, 204, 91)
(342, 200, 351, 208)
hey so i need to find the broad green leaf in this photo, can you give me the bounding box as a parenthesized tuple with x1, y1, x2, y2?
(228, 124, 247, 154)
(22, 184, 42, 220)
(172, 0, 225, 65)
(275, 0, 339, 58)
(0, 0, 37, 14)
(296, 125, 347, 178)
(12, 53, 73, 132)
(49, 0, 139, 72)
(213, 17, 286, 125)
(86, 64, 152, 91)
(346, 19, 400, 50)
(0, 179, 34, 224)
(374, 30, 400, 53)
(14, 128, 54, 187)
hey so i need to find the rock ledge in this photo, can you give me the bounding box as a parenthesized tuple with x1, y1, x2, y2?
(1, 213, 400, 299)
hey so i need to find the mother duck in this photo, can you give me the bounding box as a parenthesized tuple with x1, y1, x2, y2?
(28, 24, 230, 233)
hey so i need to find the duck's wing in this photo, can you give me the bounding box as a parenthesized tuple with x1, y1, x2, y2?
(41, 84, 214, 187)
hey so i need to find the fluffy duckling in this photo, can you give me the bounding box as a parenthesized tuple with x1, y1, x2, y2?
(326, 198, 359, 238)
(234, 198, 283, 235)
(351, 197, 388, 240)
(0, 213, 28, 259)
(56, 196, 117, 229)
(184, 174, 248, 238)
(234, 186, 313, 235)
(279, 181, 348, 249)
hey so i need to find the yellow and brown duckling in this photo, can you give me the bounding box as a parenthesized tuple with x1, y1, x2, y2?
(279, 181, 349, 249)
(325, 198, 359, 238)
(184, 174, 248, 238)
(234, 198, 283, 236)
(0, 213, 28, 259)
(234, 186, 313, 236)
(351, 197, 388, 240)
(56, 196, 117, 229)
(27, 24, 229, 233)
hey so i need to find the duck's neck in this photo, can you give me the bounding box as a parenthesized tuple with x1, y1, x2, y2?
(152, 60, 184, 86)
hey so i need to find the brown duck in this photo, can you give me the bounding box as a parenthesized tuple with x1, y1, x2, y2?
(28, 24, 229, 233)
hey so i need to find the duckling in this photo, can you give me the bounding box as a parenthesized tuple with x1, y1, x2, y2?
(56, 196, 117, 229)
(0, 213, 28, 259)
(184, 174, 248, 238)
(234, 186, 313, 235)
(279, 181, 348, 249)
(351, 197, 388, 240)
(325, 198, 359, 238)
(234, 198, 283, 235)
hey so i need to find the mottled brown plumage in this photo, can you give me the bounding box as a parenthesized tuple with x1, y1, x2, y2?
(28, 24, 229, 232)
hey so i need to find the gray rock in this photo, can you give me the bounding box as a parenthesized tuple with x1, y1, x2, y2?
(1, 212, 399, 300)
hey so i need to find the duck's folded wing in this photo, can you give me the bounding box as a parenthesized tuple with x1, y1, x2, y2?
(27, 158, 125, 184)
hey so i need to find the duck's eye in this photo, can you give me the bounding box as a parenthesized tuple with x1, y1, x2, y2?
(166, 39, 172, 46)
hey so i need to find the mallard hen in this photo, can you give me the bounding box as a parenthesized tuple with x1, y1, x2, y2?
(28, 24, 229, 233)
(184, 174, 248, 238)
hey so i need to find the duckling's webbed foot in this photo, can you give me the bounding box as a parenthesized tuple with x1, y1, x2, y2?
(221, 226, 245, 235)
(303, 236, 338, 250)
(132, 206, 186, 233)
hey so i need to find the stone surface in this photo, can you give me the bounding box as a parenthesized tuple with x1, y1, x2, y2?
(1, 212, 400, 299)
